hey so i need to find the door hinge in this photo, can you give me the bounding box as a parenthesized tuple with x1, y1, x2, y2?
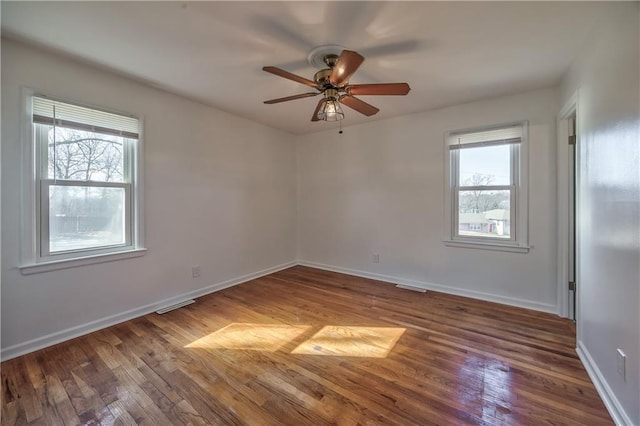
(568, 135, 576, 145)
(569, 281, 576, 291)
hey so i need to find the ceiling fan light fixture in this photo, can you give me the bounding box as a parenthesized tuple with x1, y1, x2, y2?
(317, 89, 344, 122)
(318, 98, 344, 122)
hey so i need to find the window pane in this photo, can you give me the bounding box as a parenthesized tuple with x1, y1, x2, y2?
(459, 144, 511, 186)
(49, 185, 126, 252)
(458, 190, 511, 239)
(44, 125, 126, 182)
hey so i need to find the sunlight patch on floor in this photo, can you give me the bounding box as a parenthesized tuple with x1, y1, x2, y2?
(185, 323, 311, 352)
(291, 326, 406, 358)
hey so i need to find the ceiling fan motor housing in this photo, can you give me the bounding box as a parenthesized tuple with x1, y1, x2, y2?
(314, 69, 333, 88)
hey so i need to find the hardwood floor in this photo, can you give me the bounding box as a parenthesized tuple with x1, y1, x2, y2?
(1, 266, 612, 425)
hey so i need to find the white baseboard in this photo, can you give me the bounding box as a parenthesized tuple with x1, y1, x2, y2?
(0, 261, 297, 361)
(576, 341, 633, 426)
(297, 260, 558, 314)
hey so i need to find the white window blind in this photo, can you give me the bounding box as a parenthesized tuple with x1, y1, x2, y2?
(448, 125, 522, 150)
(33, 96, 139, 138)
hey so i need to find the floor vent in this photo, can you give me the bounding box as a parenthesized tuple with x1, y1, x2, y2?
(155, 299, 196, 314)
(396, 284, 426, 293)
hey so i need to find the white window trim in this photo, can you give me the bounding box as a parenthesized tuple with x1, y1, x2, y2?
(19, 88, 146, 274)
(19, 248, 148, 275)
(443, 121, 530, 253)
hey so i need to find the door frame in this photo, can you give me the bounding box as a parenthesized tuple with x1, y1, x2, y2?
(557, 91, 579, 322)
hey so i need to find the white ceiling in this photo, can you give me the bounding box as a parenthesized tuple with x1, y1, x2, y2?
(2, 1, 610, 134)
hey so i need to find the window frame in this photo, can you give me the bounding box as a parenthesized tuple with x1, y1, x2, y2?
(443, 122, 529, 253)
(20, 90, 146, 274)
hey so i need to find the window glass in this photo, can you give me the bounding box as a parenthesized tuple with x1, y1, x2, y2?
(47, 126, 125, 182)
(48, 186, 126, 252)
(459, 145, 511, 186)
(458, 190, 511, 239)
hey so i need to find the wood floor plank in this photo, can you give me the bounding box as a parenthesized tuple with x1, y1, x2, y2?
(1, 266, 612, 425)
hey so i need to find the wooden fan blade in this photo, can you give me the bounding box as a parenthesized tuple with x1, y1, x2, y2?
(339, 95, 379, 116)
(330, 50, 365, 87)
(264, 92, 319, 104)
(263, 66, 317, 88)
(311, 99, 326, 122)
(347, 83, 411, 96)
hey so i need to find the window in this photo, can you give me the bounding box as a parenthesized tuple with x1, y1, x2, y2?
(444, 123, 529, 252)
(22, 95, 145, 270)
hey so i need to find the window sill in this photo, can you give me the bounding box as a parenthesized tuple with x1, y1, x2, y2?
(19, 248, 147, 275)
(443, 240, 530, 253)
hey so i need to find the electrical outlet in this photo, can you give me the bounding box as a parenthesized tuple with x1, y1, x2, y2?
(192, 265, 201, 278)
(617, 349, 626, 380)
(372, 253, 380, 263)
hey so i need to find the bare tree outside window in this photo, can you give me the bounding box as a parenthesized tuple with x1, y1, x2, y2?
(48, 128, 124, 182)
(459, 173, 509, 214)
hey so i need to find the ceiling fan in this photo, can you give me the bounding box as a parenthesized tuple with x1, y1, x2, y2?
(263, 48, 410, 122)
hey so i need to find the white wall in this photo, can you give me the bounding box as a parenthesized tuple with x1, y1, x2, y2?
(2, 9, 638, 421)
(561, 4, 639, 425)
(298, 88, 559, 312)
(1, 39, 298, 358)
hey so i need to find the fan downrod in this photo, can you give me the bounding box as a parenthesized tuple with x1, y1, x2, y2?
(314, 54, 340, 88)
(323, 54, 339, 68)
